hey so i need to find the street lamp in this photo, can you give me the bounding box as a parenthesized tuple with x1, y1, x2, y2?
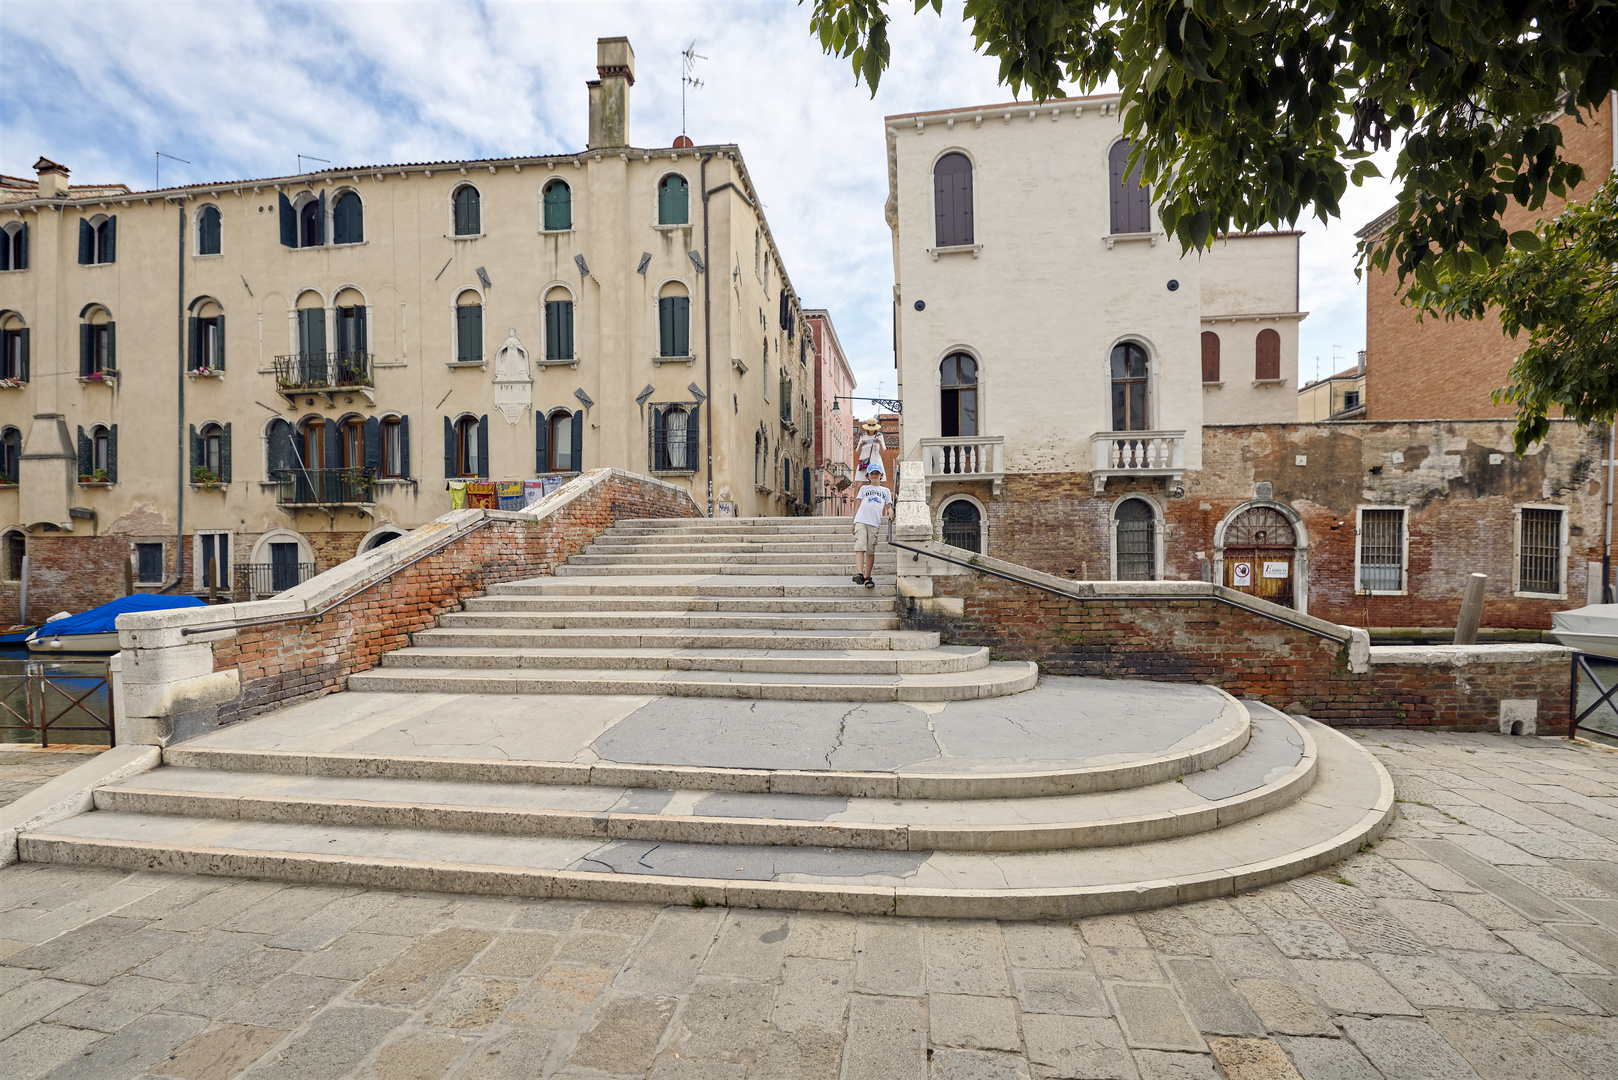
(830, 395, 903, 413)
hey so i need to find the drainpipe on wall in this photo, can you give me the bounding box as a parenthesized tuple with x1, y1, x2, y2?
(173, 204, 185, 592)
(700, 153, 713, 517)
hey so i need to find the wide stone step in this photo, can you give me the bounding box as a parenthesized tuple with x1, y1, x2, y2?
(346, 661, 1040, 702)
(409, 628, 942, 651)
(435, 612, 904, 631)
(583, 543, 857, 556)
(380, 646, 990, 676)
(82, 711, 1313, 854)
(555, 563, 894, 578)
(488, 577, 897, 598)
(614, 518, 854, 530)
(21, 718, 1390, 920)
(566, 552, 876, 567)
(461, 595, 900, 614)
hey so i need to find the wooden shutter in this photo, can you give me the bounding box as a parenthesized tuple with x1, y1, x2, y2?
(220, 423, 232, 483)
(363, 416, 380, 472)
(216, 313, 226, 369)
(189, 425, 200, 471)
(1110, 141, 1150, 234)
(399, 416, 411, 479)
(79, 324, 91, 376)
(443, 416, 455, 478)
(188, 317, 200, 370)
(559, 301, 573, 359)
(78, 219, 92, 264)
(351, 306, 364, 356)
(650, 407, 664, 470)
(268, 419, 294, 474)
(18, 328, 27, 383)
(324, 419, 340, 471)
(457, 305, 481, 362)
(545, 302, 560, 360)
(476, 415, 489, 479)
(658, 298, 672, 357)
(77, 427, 91, 478)
(316, 193, 326, 245)
(535, 413, 548, 472)
(570, 411, 583, 472)
(279, 193, 296, 247)
(104, 217, 116, 262)
(1255, 329, 1281, 380)
(107, 425, 118, 483)
(673, 297, 689, 356)
(105, 323, 115, 371)
(1201, 332, 1221, 383)
(685, 407, 700, 471)
(16, 224, 24, 270)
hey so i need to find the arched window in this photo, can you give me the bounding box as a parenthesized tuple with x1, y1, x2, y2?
(299, 200, 322, 248)
(189, 299, 225, 371)
(658, 174, 689, 225)
(1255, 328, 1281, 381)
(363, 528, 405, 552)
(0, 428, 20, 485)
(91, 424, 112, 476)
(652, 405, 696, 471)
(197, 206, 221, 255)
(1, 313, 27, 383)
(1110, 342, 1149, 431)
(341, 416, 365, 469)
(941, 499, 982, 554)
(539, 409, 580, 473)
(933, 152, 974, 247)
(2, 223, 29, 270)
(199, 423, 223, 475)
(332, 192, 363, 244)
(754, 430, 765, 486)
(1108, 141, 1151, 235)
(658, 283, 690, 358)
(334, 289, 367, 383)
(80, 306, 115, 377)
(544, 287, 574, 361)
(940, 352, 978, 437)
(379, 415, 407, 478)
(1114, 498, 1157, 580)
(455, 290, 483, 363)
(4, 530, 23, 579)
(79, 215, 116, 264)
(452, 415, 485, 478)
(294, 292, 326, 384)
(543, 181, 572, 231)
(299, 417, 327, 470)
(1201, 331, 1221, 383)
(452, 185, 481, 236)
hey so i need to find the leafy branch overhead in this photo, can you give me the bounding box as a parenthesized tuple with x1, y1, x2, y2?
(1409, 176, 1618, 454)
(806, 0, 1616, 286)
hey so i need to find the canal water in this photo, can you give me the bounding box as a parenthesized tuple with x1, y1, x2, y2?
(0, 647, 115, 746)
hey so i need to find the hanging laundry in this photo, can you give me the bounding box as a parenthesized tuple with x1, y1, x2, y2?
(466, 482, 498, 509)
(497, 481, 526, 511)
(523, 480, 547, 508)
(448, 480, 467, 509)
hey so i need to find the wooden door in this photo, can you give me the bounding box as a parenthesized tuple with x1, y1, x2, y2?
(1224, 547, 1294, 606)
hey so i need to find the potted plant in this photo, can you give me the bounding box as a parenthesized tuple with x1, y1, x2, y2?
(191, 465, 222, 488)
(190, 366, 225, 380)
(81, 370, 114, 384)
(0, 378, 22, 390)
(79, 468, 110, 485)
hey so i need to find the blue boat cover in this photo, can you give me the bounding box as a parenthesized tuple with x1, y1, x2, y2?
(30, 594, 207, 639)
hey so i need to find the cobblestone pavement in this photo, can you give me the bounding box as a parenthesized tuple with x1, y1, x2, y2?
(0, 748, 103, 809)
(0, 729, 1614, 1079)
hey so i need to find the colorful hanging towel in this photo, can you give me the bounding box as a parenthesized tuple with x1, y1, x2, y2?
(523, 480, 547, 507)
(497, 481, 526, 511)
(467, 482, 499, 509)
(448, 481, 467, 509)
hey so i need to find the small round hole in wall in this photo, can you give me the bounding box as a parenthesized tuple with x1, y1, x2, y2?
(914, 300, 926, 311)
(1167, 279, 1180, 291)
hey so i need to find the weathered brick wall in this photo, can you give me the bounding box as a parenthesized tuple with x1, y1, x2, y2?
(912, 568, 1570, 732)
(209, 474, 698, 724)
(0, 532, 179, 625)
(938, 419, 1600, 631)
(1365, 97, 1612, 421)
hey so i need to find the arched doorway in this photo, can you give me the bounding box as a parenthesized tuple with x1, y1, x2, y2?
(940, 498, 982, 553)
(1221, 505, 1298, 607)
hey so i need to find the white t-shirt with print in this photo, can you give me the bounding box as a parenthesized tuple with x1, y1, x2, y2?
(853, 483, 893, 527)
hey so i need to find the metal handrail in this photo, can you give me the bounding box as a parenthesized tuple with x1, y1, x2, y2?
(883, 522, 1349, 643)
(182, 518, 494, 636)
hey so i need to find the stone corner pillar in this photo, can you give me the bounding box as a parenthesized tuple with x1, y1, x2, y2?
(894, 459, 930, 542)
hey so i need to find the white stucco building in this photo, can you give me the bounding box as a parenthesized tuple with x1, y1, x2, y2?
(885, 94, 1304, 555)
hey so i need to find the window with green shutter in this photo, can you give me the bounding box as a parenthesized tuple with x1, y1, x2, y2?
(197, 206, 222, 255)
(456, 296, 483, 363)
(543, 181, 571, 231)
(453, 186, 481, 236)
(545, 300, 574, 361)
(658, 296, 689, 357)
(657, 175, 689, 225)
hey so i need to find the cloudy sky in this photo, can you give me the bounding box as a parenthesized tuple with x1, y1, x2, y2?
(1, 0, 1395, 396)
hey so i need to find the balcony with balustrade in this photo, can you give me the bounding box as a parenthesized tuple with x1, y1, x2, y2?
(1089, 430, 1186, 493)
(920, 435, 1004, 495)
(272, 351, 375, 406)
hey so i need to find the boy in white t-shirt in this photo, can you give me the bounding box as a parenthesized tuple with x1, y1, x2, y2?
(850, 462, 893, 588)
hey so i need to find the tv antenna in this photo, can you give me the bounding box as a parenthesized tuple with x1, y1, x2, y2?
(681, 42, 706, 137)
(297, 154, 330, 175)
(155, 151, 190, 189)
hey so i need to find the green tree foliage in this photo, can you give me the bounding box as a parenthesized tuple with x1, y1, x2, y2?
(1408, 176, 1618, 453)
(807, 0, 1615, 288)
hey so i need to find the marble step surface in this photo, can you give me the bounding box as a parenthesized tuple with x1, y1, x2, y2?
(487, 576, 899, 598)
(555, 562, 895, 578)
(460, 595, 902, 613)
(379, 645, 992, 676)
(434, 611, 906, 632)
(409, 627, 942, 652)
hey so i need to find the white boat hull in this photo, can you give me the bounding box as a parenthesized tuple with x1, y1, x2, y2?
(25, 631, 121, 654)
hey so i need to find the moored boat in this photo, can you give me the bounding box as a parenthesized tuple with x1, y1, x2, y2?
(25, 595, 207, 654)
(1551, 604, 1618, 658)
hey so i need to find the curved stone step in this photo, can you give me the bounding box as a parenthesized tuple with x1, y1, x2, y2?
(564, 553, 889, 568)
(435, 612, 904, 631)
(489, 577, 897, 598)
(20, 719, 1390, 920)
(555, 563, 895, 578)
(380, 646, 990, 676)
(409, 628, 942, 651)
(461, 595, 901, 614)
(86, 711, 1311, 853)
(584, 543, 858, 556)
(346, 661, 1040, 702)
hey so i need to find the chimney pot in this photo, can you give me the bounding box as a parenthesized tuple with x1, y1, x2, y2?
(587, 37, 634, 149)
(33, 157, 69, 198)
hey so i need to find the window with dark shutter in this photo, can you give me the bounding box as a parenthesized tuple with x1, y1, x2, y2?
(453, 186, 481, 236)
(299, 199, 322, 248)
(545, 300, 574, 361)
(1201, 332, 1221, 383)
(198, 206, 222, 255)
(79, 219, 93, 264)
(658, 175, 689, 225)
(1108, 141, 1151, 235)
(658, 296, 689, 357)
(570, 411, 583, 473)
(279, 193, 296, 247)
(97, 217, 116, 263)
(456, 298, 483, 363)
(333, 192, 363, 245)
(1255, 329, 1281, 381)
(933, 153, 974, 247)
(136, 544, 163, 583)
(380, 417, 403, 478)
(0, 429, 19, 486)
(543, 181, 571, 231)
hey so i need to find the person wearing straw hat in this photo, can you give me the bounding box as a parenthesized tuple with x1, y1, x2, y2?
(850, 461, 892, 588)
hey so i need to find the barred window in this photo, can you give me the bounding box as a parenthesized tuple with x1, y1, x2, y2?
(1358, 508, 1405, 592)
(1519, 508, 1563, 595)
(1115, 498, 1156, 581)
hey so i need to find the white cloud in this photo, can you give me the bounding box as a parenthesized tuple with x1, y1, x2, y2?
(0, 0, 1383, 399)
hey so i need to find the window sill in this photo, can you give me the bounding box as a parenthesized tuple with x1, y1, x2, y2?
(1355, 589, 1407, 597)
(651, 469, 697, 477)
(0, 382, 26, 390)
(446, 360, 487, 370)
(927, 243, 982, 260)
(540, 228, 574, 236)
(190, 482, 228, 492)
(1252, 378, 1287, 387)
(652, 222, 691, 231)
(187, 370, 226, 381)
(652, 356, 696, 367)
(191, 253, 224, 261)
(1202, 381, 1223, 388)
(78, 374, 117, 387)
(1103, 231, 1161, 249)
(446, 233, 484, 241)
(1514, 590, 1566, 600)
(535, 358, 580, 369)
(81, 261, 115, 267)
(0, 268, 28, 274)
(77, 482, 114, 489)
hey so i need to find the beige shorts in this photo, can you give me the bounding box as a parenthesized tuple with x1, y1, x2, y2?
(852, 522, 878, 555)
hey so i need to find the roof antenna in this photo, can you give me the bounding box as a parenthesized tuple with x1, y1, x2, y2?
(155, 151, 190, 190)
(297, 154, 330, 176)
(681, 42, 706, 139)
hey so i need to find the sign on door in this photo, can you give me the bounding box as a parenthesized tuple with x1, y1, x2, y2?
(1232, 562, 1253, 587)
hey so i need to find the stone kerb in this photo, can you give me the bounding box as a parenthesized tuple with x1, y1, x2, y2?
(111, 469, 700, 746)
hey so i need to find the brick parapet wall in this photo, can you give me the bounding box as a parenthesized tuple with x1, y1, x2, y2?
(904, 546, 1570, 732)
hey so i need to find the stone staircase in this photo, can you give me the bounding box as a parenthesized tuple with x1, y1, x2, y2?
(15, 516, 1395, 918)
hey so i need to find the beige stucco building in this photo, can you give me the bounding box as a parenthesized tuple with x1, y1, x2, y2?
(885, 93, 1304, 555)
(0, 37, 820, 618)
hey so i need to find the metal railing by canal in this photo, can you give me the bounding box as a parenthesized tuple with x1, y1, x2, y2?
(0, 658, 115, 746)
(1570, 651, 1618, 745)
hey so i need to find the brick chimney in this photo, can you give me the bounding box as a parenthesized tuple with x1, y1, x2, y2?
(33, 157, 69, 198)
(587, 37, 635, 149)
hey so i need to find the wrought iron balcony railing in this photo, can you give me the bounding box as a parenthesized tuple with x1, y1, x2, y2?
(234, 561, 317, 598)
(273, 352, 374, 398)
(271, 468, 377, 507)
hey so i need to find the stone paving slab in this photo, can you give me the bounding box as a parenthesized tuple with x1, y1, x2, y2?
(0, 729, 1612, 1077)
(0, 749, 106, 809)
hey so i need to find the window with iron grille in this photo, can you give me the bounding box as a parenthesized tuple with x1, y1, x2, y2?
(1519, 507, 1563, 595)
(1115, 499, 1156, 580)
(1358, 508, 1404, 592)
